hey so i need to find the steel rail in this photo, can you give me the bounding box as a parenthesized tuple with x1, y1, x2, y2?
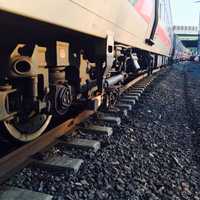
(121, 68, 160, 93)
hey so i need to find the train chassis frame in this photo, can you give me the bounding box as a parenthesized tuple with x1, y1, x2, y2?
(0, 30, 167, 142)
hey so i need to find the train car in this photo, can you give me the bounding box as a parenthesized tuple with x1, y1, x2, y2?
(0, 0, 174, 142)
(173, 35, 191, 62)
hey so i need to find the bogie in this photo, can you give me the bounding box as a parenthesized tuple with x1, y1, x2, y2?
(0, 0, 181, 142)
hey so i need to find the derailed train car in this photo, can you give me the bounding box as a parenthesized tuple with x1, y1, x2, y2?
(0, 0, 175, 142)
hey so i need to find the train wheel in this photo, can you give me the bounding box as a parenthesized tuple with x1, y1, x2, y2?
(3, 114, 52, 142)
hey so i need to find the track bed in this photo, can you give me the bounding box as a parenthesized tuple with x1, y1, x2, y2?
(2, 62, 200, 199)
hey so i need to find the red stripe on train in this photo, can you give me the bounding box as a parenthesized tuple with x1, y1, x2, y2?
(134, 0, 152, 23)
(156, 25, 171, 49)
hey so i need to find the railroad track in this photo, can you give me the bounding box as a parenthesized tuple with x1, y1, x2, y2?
(0, 67, 163, 199)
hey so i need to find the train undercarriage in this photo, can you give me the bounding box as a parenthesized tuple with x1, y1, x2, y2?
(0, 12, 169, 142)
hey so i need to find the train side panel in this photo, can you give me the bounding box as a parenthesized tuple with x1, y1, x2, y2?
(0, 0, 172, 56)
(0, 0, 174, 142)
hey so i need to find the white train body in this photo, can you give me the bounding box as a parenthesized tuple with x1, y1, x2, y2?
(0, 0, 173, 55)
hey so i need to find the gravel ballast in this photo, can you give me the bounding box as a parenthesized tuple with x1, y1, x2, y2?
(4, 62, 200, 200)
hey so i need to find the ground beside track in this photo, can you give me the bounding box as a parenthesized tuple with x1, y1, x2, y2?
(4, 62, 200, 200)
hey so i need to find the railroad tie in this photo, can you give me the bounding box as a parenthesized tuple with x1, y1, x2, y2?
(0, 187, 53, 200)
(135, 83, 148, 87)
(60, 138, 101, 153)
(103, 107, 129, 118)
(119, 98, 136, 106)
(97, 114, 121, 126)
(132, 86, 146, 90)
(123, 95, 139, 101)
(80, 125, 113, 137)
(116, 103, 133, 111)
(33, 155, 83, 174)
(126, 92, 142, 98)
(127, 92, 142, 97)
(130, 88, 145, 93)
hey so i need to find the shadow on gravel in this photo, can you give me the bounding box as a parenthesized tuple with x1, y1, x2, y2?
(183, 63, 200, 168)
(145, 67, 172, 94)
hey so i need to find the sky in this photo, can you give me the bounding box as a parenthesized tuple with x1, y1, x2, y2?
(170, 0, 199, 26)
